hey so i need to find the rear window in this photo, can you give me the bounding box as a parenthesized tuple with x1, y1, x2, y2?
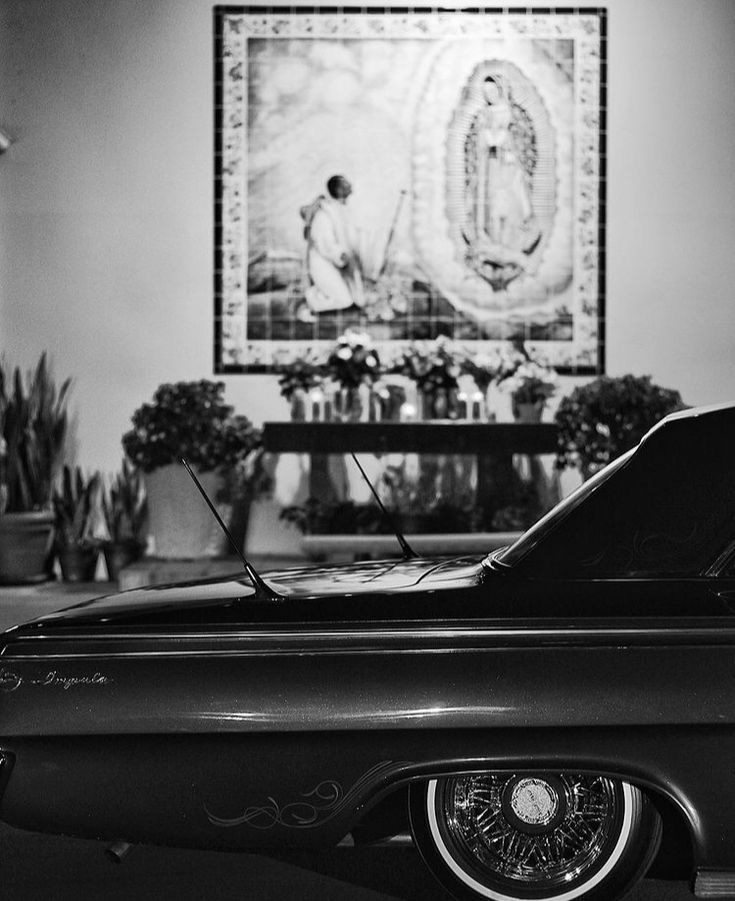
(501, 427, 735, 578)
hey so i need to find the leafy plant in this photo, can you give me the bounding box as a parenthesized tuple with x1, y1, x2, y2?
(53, 466, 102, 551)
(280, 498, 388, 536)
(121, 381, 262, 474)
(274, 351, 325, 399)
(102, 460, 148, 546)
(555, 374, 686, 479)
(0, 354, 72, 512)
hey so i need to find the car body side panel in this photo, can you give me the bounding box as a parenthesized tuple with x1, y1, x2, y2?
(2, 623, 735, 734)
(0, 727, 732, 864)
(1, 625, 735, 866)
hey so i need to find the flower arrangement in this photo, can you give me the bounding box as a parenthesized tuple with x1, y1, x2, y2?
(555, 374, 686, 480)
(326, 331, 381, 389)
(122, 380, 262, 473)
(461, 349, 502, 393)
(391, 335, 463, 393)
(495, 341, 558, 414)
(500, 360, 559, 405)
(273, 350, 325, 400)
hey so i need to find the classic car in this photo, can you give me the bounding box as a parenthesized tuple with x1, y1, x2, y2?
(1, 401, 734, 901)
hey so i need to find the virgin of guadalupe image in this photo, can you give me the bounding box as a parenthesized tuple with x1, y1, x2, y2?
(463, 74, 542, 291)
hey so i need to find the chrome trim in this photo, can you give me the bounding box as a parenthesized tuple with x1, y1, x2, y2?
(4, 623, 735, 659)
(705, 538, 735, 577)
(694, 869, 735, 897)
(9, 623, 735, 642)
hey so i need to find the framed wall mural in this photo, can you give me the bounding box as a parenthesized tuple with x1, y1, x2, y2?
(214, 6, 606, 374)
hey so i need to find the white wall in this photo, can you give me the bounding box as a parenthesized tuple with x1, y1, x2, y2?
(1, 0, 734, 479)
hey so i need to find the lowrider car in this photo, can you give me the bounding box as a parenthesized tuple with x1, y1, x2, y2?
(1, 402, 735, 900)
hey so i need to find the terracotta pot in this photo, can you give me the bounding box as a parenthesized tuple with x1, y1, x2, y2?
(144, 464, 234, 559)
(58, 546, 99, 583)
(0, 511, 55, 584)
(103, 540, 145, 582)
(512, 399, 546, 423)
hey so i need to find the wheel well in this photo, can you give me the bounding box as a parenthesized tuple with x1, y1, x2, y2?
(351, 785, 410, 844)
(351, 769, 696, 880)
(646, 788, 694, 880)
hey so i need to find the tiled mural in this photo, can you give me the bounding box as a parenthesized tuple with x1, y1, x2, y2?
(214, 7, 606, 374)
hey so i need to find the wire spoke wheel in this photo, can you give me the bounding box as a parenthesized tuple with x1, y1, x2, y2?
(409, 772, 662, 901)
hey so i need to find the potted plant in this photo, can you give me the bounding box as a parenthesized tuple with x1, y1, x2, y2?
(495, 340, 558, 422)
(52, 466, 102, 582)
(121, 381, 263, 559)
(555, 374, 686, 480)
(0, 354, 71, 583)
(102, 460, 148, 580)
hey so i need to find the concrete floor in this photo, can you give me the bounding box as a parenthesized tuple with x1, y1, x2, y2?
(0, 579, 701, 900)
(0, 826, 696, 900)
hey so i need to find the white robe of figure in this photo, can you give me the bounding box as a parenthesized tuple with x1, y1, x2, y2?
(305, 198, 364, 313)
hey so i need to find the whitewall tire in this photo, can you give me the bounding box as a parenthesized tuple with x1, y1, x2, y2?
(409, 773, 662, 901)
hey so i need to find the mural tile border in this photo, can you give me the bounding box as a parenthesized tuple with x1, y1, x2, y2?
(213, 5, 607, 375)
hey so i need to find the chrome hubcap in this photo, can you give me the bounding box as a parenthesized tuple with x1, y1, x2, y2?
(438, 773, 621, 888)
(509, 777, 559, 827)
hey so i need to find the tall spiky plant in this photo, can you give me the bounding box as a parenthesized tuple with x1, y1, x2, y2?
(102, 460, 148, 546)
(0, 354, 72, 512)
(52, 466, 101, 550)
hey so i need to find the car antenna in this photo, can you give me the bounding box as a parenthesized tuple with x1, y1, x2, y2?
(180, 458, 281, 599)
(350, 452, 418, 560)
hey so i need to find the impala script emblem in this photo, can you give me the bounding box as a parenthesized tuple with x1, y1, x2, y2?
(0, 667, 112, 692)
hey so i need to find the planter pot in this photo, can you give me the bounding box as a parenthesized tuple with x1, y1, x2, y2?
(0, 511, 55, 584)
(289, 388, 308, 422)
(333, 386, 365, 422)
(419, 387, 459, 420)
(512, 399, 546, 423)
(144, 464, 236, 559)
(103, 540, 145, 582)
(58, 546, 99, 583)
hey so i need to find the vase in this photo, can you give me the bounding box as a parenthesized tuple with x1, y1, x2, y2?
(58, 546, 99, 583)
(334, 387, 364, 422)
(368, 389, 382, 422)
(420, 388, 450, 420)
(103, 539, 145, 582)
(289, 389, 308, 422)
(0, 510, 55, 584)
(512, 399, 546, 423)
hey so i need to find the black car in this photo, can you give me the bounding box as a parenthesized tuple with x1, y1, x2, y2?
(1, 402, 734, 901)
